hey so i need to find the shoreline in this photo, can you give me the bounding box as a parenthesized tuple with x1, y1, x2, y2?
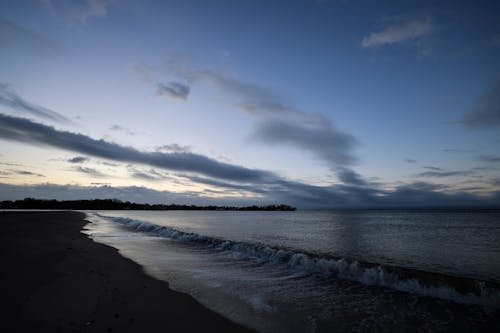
(0, 211, 252, 332)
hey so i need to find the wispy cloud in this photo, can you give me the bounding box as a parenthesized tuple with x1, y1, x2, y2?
(442, 148, 474, 153)
(404, 158, 417, 163)
(11, 170, 44, 177)
(0, 84, 69, 123)
(42, 0, 111, 23)
(127, 166, 173, 182)
(169, 66, 362, 184)
(157, 81, 190, 100)
(361, 19, 433, 48)
(0, 114, 273, 183)
(462, 79, 500, 128)
(422, 166, 443, 171)
(156, 144, 191, 153)
(130, 171, 159, 181)
(254, 119, 358, 169)
(68, 156, 89, 163)
(73, 166, 107, 177)
(196, 70, 302, 117)
(480, 155, 500, 163)
(109, 124, 135, 136)
(0, 19, 57, 52)
(416, 170, 472, 178)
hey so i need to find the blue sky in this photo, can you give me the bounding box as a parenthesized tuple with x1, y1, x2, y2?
(0, 0, 499, 208)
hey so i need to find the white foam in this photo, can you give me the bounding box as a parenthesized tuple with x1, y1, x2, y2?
(86, 212, 500, 308)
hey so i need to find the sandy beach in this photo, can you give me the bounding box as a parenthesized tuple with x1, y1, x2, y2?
(0, 211, 252, 332)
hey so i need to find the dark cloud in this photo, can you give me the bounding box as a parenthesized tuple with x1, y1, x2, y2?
(254, 119, 358, 170)
(109, 125, 135, 135)
(1, 181, 498, 209)
(0, 183, 264, 207)
(462, 79, 500, 128)
(68, 156, 89, 163)
(73, 166, 107, 177)
(0, 84, 69, 123)
(336, 168, 367, 186)
(128, 167, 172, 181)
(156, 143, 191, 153)
(442, 148, 474, 153)
(416, 170, 472, 178)
(422, 166, 443, 171)
(12, 170, 44, 177)
(157, 82, 190, 100)
(372, 182, 500, 209)
(131, 171, 159, 181)
(480, 155, 500, 163)
(202, 70, 363, 184)
(163, 66, 363, 184)
(0, 114, 274, 183)
(1, 112, 497, 209)
(404, 158, 417, 163)
(183, 175, 264, 194)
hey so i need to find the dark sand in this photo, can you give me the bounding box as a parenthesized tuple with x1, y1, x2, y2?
(0, 211, 252, 332)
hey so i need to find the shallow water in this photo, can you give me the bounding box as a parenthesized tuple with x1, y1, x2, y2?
(83, 210, 500, 332)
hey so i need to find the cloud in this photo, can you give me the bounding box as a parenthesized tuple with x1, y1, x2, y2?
(0, 19, 57, 52)
(442, 148, 474, 153)
(0, 114, 274, 183)
(90, 182, 111, 186)
(462, 79, 500, 128)
(109, 124, 135, 135)
(480, 155, 500, 163)
(157, 82, 190, 100)
(148, 59, 364, 184)
(128, 166, 173, 181)
(361, 19, 433, 48)
(254, 119, 358, 170)
(416, 170, 472, 178)
(0, 181, 498, 209)
(404, 158, 417, 163)
(196, 70, 301, 117)
(0, 84, 69, 123)
(68, 156, 89, 163)
(182, 68, 362, 184)
(422, 166, 443, 171)
(156, 144, 191, 153)
(12, 170, 44, 177)
(372, 182, 500, 209)
(336, 168, 367, 186)
(42, 0, 111, 23)
(131, 171, 159, 181)
(73, 166, 107, 177)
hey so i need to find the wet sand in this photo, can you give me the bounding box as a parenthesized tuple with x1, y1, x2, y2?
(0, 211, 252, 332)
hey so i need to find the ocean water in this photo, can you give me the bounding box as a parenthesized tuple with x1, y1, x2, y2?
(83, 210, 500, 332)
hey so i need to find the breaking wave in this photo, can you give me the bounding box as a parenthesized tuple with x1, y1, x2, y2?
(86, 213, 500, 308)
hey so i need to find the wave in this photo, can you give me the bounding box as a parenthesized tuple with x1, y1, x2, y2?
(86, 213, 500, 308)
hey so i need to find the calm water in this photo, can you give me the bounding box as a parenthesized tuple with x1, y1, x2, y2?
(83, 210, 500, 332)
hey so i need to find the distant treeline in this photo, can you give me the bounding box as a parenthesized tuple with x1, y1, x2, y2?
(0, 198, 296, 211)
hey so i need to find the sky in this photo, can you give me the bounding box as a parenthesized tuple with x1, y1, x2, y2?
(0, 0, 499, 208)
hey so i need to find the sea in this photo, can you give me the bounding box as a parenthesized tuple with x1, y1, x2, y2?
(83, 210, 500, 332)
